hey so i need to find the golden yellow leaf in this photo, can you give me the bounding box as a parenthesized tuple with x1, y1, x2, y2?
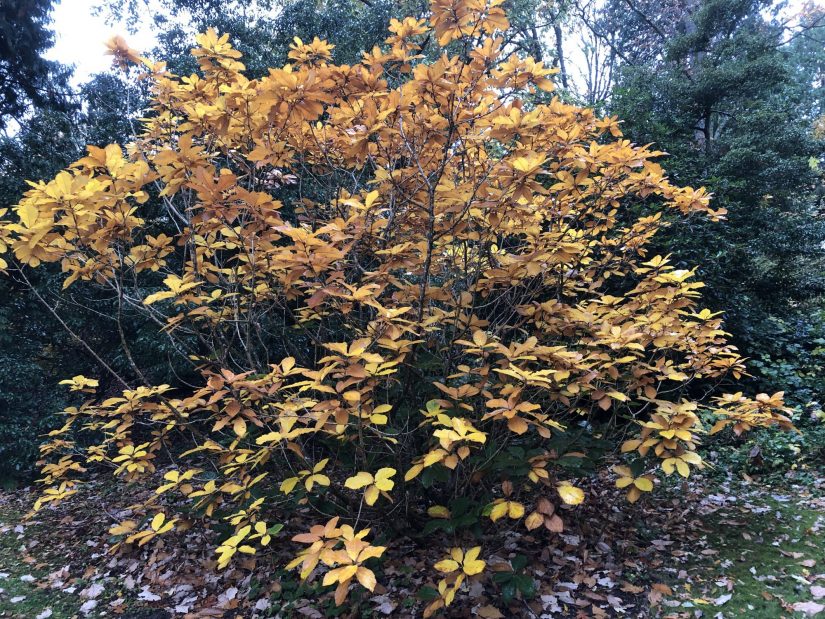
(462, 546, 486, 575)
(345, 472, 374, 490)
(557, 483, 584, 505)
(524, 511, 543, 530)
(434, 559, 460, 573)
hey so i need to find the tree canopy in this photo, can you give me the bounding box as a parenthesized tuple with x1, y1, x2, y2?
(0, 0, 71, 129)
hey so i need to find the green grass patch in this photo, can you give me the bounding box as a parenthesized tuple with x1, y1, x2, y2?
(672, 487, 824, 617)
(0, 503, 83, 618)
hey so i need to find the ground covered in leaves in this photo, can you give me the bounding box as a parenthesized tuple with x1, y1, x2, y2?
(0, 471, 823, 618)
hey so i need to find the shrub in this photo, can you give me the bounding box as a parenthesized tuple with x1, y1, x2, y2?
(0, 0, 793, 612)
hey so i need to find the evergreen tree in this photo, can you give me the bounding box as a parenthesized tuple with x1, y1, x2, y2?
(0, 0, 71, 129)
(608, 0, 825, 401)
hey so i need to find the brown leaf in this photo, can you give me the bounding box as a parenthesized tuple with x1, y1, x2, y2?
(476, 605, 504, 618)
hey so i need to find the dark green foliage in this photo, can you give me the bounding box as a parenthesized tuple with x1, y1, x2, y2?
(704, 403, 825, 479)
(0, 0, 71, 128)
(608, 0, 825, 401)
(492, 554, 537, 604)
(0, 106, 81, 206)
(0, 278, 68, 481)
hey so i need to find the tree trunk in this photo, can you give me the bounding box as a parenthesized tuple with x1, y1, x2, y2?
(554, 23, 569, 89)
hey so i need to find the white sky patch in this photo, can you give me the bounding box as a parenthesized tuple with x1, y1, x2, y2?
(44, 0, 157, 86)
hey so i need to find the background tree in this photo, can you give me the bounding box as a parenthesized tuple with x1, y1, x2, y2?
(0, 0, 72, 129)
(602, 0, 825, 403)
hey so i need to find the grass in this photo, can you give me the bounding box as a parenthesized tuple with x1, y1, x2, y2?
(667, 483, 825, 618)
(0, 503, 83, 618)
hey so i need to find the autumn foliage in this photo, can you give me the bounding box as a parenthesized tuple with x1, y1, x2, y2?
(0, 0, 794, 612)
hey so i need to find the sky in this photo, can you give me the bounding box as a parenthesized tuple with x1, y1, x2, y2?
(44, 0, 158, 86)
(45, 0, 823, 89)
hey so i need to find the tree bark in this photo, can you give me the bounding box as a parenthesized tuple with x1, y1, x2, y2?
(554, 23, 569, 89)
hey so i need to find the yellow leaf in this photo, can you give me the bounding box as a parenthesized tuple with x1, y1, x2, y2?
(345, 472, 374, 490)
(374, 468, 396, 490)
(489, 502, 508, 522)
(305, 474, 330, 490)
(364, 485, 380, 505)
(428, 505, 451, 519)
(680, 451, 703, 465)
(621, 439, 641, 453)
(143, 290, 176, 305)
(334, 580, 349, 606)
(109, 520, 136, 536)
(356, 566, 377, 591)
(524, 511, 543, 530)
(17, 202, 38, 228)
(557, 483, 584, 505)
(709, 420, 729, 435)
(151, 512, 166, 531)
(507, 501, 525, 519)
(404, 463, 424, 481)
(232, 417, 247, 437)
(434, 559, 460, 573)
(280, 477, 300, 494)
(462, 547, 486, 575)
(507, 416, 529, 434)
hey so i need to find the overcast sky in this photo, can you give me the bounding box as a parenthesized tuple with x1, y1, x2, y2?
(44, 0, 158, 86)
(44, 0, 823, 88)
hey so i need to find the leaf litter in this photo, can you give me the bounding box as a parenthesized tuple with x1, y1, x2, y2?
(0, 469, 821, 617)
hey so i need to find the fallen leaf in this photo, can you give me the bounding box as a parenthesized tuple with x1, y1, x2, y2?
(81, 582, 104, 599)
(793, 601, 825, 616)
(371, 594, 397, 615)
(713, 593, 732, 606)
(476, 605, 504, 618)
(80, 599, 98, 615)
(138, 586, 161, 602)
(621, 582, 644, 594)
(652, 583, 673, 596)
